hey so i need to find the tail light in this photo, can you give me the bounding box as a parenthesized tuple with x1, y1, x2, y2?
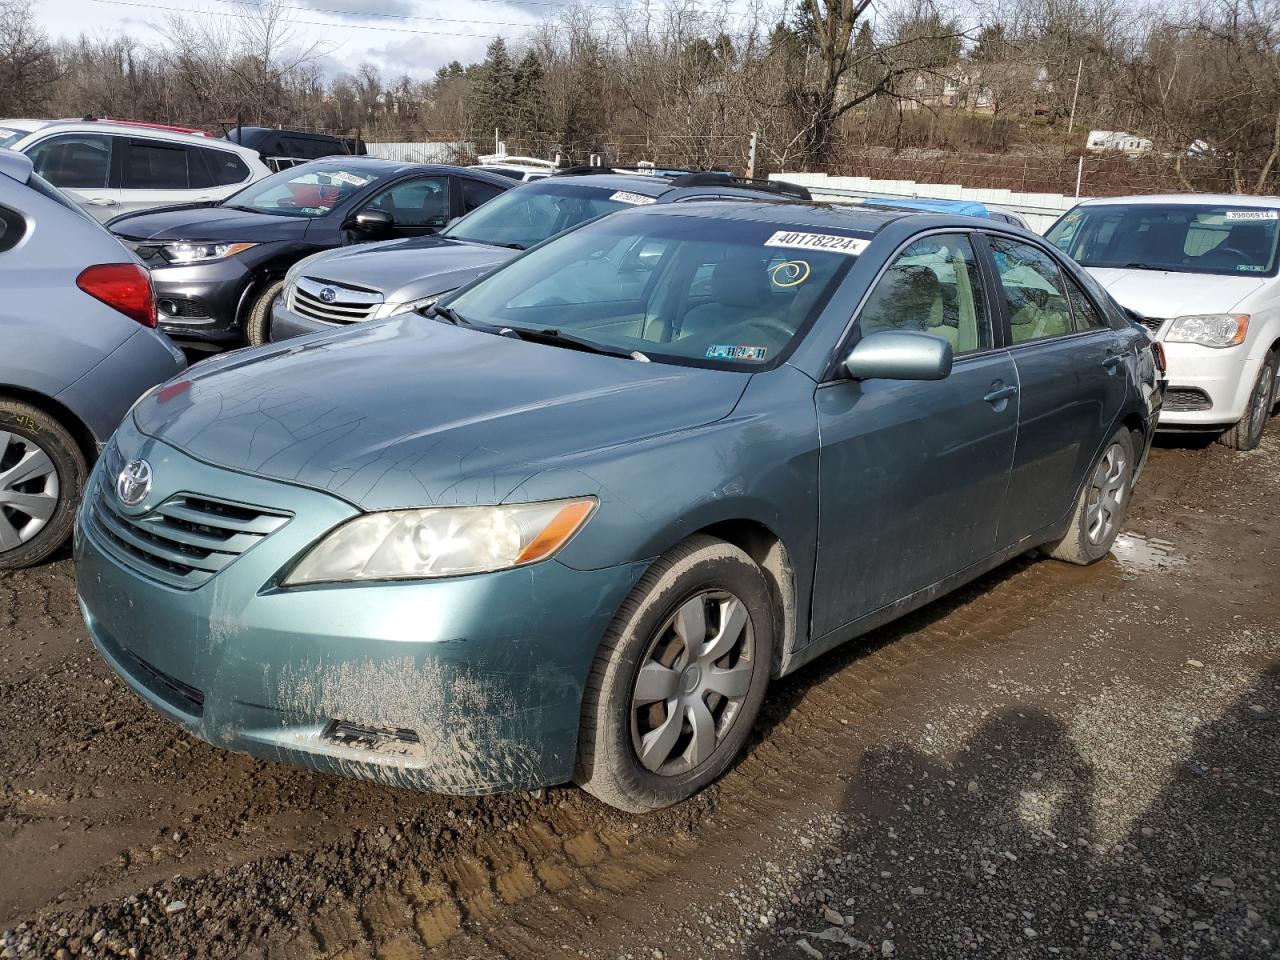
(76, 263, 157, 328)
(1151, 341, 1167, 375)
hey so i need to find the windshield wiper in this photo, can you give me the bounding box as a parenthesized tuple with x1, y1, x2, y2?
(501, 326, 648, 360)
(428, 304, 473, 326)
(453, 237, 526, 250)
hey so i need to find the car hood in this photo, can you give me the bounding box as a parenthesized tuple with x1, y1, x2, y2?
(299, 236, 516, 301)
(110, 205, 310, 243)
(1086, 267, 1266, 319)
(133, 318, 751, 511)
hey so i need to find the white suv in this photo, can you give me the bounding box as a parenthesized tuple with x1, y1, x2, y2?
(1047, 195, 1280, 449)
(0, 118, 271, 222)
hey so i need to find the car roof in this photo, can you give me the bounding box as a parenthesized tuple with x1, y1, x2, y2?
(542, 172, 680, 197)
(289, 157, 514, 187)
(620, 197, 915, 232)
(0, 119, 50, 134)
(10, 119, 256, 154)
(1075, 194, 1280, 209)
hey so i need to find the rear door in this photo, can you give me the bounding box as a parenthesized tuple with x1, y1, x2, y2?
(116, 137, 219, 215)
(982, 233, 1129, 545)
(811, 231, 1020, 637)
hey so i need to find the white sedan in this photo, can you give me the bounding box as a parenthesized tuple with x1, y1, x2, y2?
(1047, 195, 1280, 449)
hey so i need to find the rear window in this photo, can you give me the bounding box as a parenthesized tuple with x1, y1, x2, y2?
(1047, 204, 1280, 277)
(122, 139, 192, 190)
(201, 147, 251, 186)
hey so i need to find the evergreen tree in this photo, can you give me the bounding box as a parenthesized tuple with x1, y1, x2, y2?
(468, 38, 516, 140)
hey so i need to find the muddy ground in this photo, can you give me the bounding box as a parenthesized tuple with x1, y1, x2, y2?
(0, 431, 1277, 960)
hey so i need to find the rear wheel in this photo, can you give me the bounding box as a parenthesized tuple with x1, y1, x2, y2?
(1044, 428, 1135, 566)
(575, 535, 774, 813)
(0, 401, 87, 570)
(243, 279, 284, 347)
(1217, 351, 1276, 451)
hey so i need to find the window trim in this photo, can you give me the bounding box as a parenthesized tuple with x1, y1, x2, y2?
(823, 227, 1002, 382)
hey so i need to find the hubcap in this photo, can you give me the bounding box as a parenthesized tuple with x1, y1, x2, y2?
(629, 590, 755, 776)
(1085, 442, 1128, 545)
(0, 430, 60, 553)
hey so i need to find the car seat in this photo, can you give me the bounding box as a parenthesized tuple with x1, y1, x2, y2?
(677, 249, 782, 342)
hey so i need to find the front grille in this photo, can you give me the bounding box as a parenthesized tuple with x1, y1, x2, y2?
(122, 241, 168, 268)
(1164, 387, 1213, 412)
(1136, 315, 1166, 333)
(158, 297, 209, 319)
(128, 651, 206, 714)
(84, 461, 291, 590)
(288, 276, 383, 325)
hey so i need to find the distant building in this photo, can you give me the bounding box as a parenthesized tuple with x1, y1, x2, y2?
(1085, 130, 1154, 156)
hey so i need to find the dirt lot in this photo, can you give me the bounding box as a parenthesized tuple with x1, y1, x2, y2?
(1, 431, 1277, 960)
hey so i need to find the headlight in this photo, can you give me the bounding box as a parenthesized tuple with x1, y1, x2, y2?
(283, 498, 597, 585)
(1164, 314, 1249, 348)
(162, 242, 258, 264)
(373, 294, 445, 319)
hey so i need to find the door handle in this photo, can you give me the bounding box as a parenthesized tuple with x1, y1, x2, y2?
(1103, 353, 1124, 371)
(85, 197, 117, 206)
(983, 384, 1018, 404)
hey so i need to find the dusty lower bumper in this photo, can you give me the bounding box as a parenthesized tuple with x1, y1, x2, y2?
(75, 434, 646, 795)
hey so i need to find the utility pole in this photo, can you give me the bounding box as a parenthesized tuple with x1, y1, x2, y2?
(1067, 57, 1083, 136)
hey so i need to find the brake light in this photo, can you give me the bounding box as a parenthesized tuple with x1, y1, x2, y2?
(1151, 341, 1167, 374)
(76, 263, 156, 328)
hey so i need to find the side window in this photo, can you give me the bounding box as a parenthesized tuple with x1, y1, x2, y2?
(461, 178, 504, 213)
(856, 233, 992, 354)
(365, 177, 450, 227)
(121, 140, 191, 190)
(0, 206, 26, 254)
(201, 148, 251, 187)
(988, 237, 1074, 344)
(25, 134, 112, 189)
(1063, 273, 1107, 332)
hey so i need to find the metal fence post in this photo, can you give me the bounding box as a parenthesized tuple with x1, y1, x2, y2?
(747, 131, 758, 179)
(1075, 155, 1084, 197)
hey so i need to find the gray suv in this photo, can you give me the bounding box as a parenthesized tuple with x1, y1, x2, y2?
(267, 170, 811, 342)
(0, 148, 186, 568)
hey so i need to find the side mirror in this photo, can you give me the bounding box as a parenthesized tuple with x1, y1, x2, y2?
(349, 209, 393, 232)
(843, 330, 954, 381)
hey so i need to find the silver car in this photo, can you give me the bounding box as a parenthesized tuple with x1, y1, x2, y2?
(0, 148, 186, 568)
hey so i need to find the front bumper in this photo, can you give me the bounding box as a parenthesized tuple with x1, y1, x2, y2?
(1156, 341, 1263, 429)
(76, 424, 645, 794)
(150, 258, 255, 345)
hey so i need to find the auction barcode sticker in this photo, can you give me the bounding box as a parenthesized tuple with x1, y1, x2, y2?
(1225, 210, 1278, 220)
(609, 191, 657, 205)
(764, 231, 869, 255)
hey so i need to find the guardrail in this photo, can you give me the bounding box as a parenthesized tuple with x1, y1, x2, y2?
(771, 172, 1080, 233)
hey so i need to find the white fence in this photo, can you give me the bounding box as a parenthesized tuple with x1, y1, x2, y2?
(772, 172, 1080, 233)
(366, 141, 473, 164)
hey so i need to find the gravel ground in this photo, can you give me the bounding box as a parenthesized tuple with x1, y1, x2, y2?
(0, 430, 1277, 960)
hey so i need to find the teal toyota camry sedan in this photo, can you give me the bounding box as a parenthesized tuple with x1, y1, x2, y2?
(76, 200, 1163, 812)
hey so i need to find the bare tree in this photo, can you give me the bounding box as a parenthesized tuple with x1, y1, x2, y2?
(0, 0, 58, 116)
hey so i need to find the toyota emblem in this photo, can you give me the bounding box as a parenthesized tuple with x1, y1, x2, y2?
(116, 459, 153, 507)
(319, 287, 338, 303)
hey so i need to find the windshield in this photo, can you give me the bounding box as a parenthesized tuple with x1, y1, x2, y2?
(224, 165, 381, 218)
(443, 213, 863, 369)
(1047, 204, 1280, 277)
(0, 127, 30, 149)
(442, 181, 655, 250)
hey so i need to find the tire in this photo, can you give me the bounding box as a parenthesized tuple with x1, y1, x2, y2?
(1044, 427, 1136, 566)
(0, 401, 87, 570)
(243, 279, 284, 347)
(575, 535, 775, 813)
(1217, 352, 1276, 452)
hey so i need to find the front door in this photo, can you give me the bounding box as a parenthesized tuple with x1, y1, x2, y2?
(983, 235, 1129, 543)
(811, 232, 1019, 639)
(360, 176, 452, 239)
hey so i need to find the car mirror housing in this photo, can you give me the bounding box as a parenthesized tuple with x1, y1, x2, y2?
(350, 210, 394, 232)
(842, 330, 954, 382)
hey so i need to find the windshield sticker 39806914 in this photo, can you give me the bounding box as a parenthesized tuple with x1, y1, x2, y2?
(609, 191, 657, 206)
(764, 230, 869, 255)
(707, 344, 768, 362)
(1225, 210, 1278, 221)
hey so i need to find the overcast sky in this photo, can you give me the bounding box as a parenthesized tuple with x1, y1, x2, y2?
(33, 0, 559, 79)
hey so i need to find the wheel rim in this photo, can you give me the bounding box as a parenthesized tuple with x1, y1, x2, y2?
(1085, 442, 1128, 545)
(1247, 365, 1273, 440)
(0, 430, 60, 553)
(629, 590, 755, 777)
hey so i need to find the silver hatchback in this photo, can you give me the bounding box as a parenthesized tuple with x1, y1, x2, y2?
(0, 149, 186, 568)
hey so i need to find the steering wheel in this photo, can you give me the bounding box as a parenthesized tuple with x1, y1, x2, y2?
(1207, 246, 1261, 267)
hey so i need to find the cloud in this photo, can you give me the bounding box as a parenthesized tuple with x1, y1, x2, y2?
(294, 0, 418, 17)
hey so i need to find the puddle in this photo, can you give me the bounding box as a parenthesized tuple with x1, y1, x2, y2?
(1110, 532, 1187, 573)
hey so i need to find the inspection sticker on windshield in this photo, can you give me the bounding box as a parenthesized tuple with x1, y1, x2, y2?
(707, 344, 768, 362)
(609, 191, 656, 205)
(764, 230, 869, 255)
(329, 172, 370, 187)
(1225, 210, 1278, 220)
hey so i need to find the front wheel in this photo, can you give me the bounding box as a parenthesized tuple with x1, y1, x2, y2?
(243, 279, 284, 347)
(575, 535, 775, 813)
(1217, 352, 1276, 451)
(0, 401, 87, 569)
(1044, 428, 1136, 566)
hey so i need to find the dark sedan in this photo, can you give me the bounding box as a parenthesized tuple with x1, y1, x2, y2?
(107, 159, 513, 348)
